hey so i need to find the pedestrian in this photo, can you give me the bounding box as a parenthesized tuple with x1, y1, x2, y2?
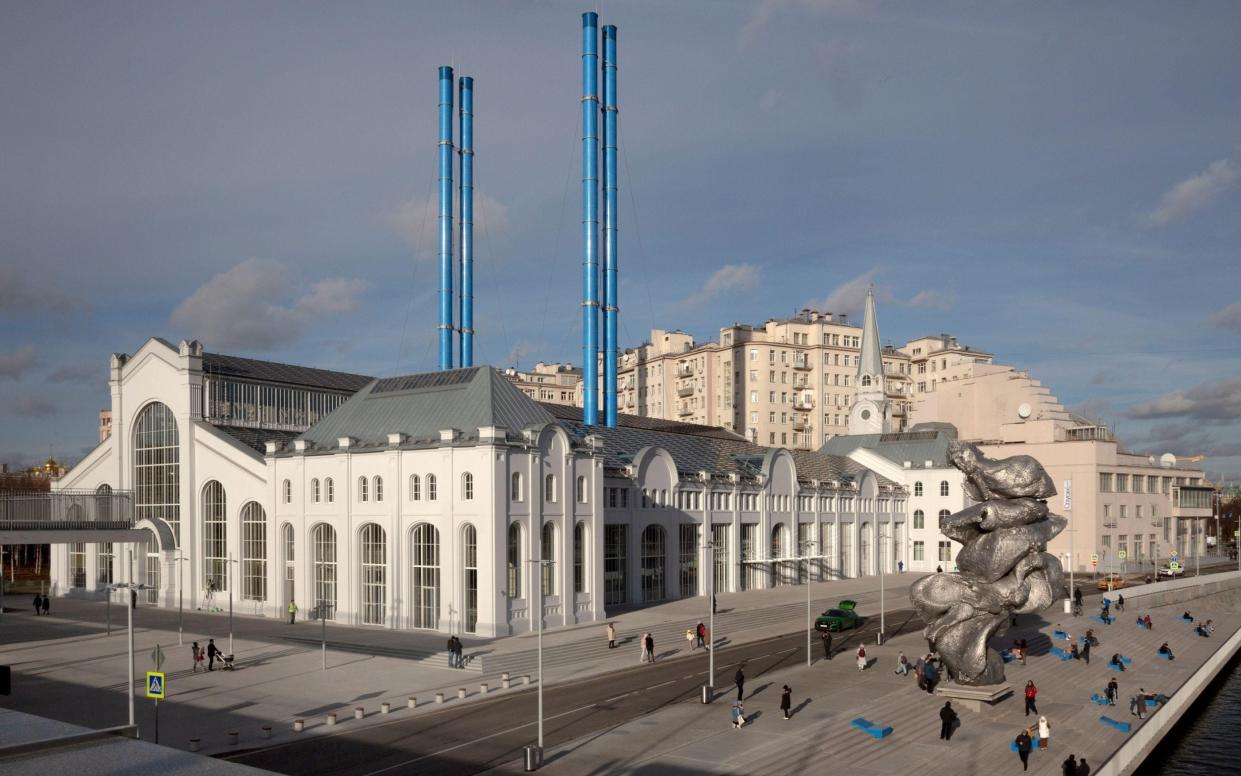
(856, 644, 867, 672)
(898, 560, 904, 573)
(287, 599, 298, 624)
(894, 652, 910, 675)
(735, 667, 745, 701)
(731, 701, 745, 729)
(33, 593, 42, 615)
(686, 628, 695, 650)
(1073, 585, 1083, 612)
(639, 633, 648, 663)
(923, 657, 939, 694)
(1038, 715, 1051, 750)
(821, 631, 833, 660)
(206, 579, 216, 606)
(206, 638, 220, 671)
(712, 593, 717, 614)
(1076, 758, 1091, 776)
(454, 636, 465, 668)
(1019, 638, 1028, 666)
(1134, 689, 1149, 719)
(1143, 614, 1152, 630)
(1070, 642, 1080, 660)
(1081, 638, 1091, 665)
(780, 685, 792, 720)
(41, 595, 49, 615)
(939, 701, 958, 740)
(915, 654, 927, 690)
(696, 622, 706, 650)
(447, 635, 457, 668)
(1111, 653, 1126, 671)
(1015, 728, 1033, 771)
(644, 632, 655, 664)
(936, 565, 943, 573)
(1116, 594, 1125, 613)
(1105, 678, 1119, 706)
(607, 622, 616, 649)
(1024, 680, 1038, 716)
(191, 641, 202, 673)
(1063, 754, 1078, 776)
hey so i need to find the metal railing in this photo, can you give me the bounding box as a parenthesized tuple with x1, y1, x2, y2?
(0, 489, 134, 530)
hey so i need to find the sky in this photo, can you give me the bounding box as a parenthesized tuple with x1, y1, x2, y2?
(2, 0, 1239, 481)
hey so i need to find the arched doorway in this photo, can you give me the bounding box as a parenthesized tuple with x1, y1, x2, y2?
(410, 523, 440, 629)
(359, 524, 386, 625)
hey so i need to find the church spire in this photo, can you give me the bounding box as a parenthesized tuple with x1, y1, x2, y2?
(848, 286, 890, 435)
(857, 286, 883, 381)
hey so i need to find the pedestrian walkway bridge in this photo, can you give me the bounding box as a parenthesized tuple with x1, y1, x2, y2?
(0, 489, 147, 545)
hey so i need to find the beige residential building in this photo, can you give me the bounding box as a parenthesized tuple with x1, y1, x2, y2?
(99, 409, 112, 443)
(500, 362, 583, 407)
(904, 334, 994, 397)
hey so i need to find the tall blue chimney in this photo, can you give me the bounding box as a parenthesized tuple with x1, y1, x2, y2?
(601, 25, 618, 428)
(437, 66, 455, 370)
(458, 76, 475, 367)
(581, 12, 600, 425)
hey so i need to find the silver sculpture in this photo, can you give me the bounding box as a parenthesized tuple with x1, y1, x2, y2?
(910, 442, 1067, 686)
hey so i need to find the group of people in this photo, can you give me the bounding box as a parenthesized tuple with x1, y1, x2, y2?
(189, 639, 223, 672)
(1009, 638, 1030, 665)
(684, 622, 709, 651)
(31, 593, 50, 615)
(1012, 716, 1052, 771)
(1195, 620, 1215, 638)
(446, 635, 466, 668)
(912, 653, 941, 693)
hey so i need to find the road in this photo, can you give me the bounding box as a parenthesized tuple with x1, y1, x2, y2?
(220, 608, 925, 775)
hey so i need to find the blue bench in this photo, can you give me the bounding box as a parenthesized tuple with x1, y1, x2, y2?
(850, 718, 892, 739)
(1090, 693, 1111, 706)
(1010, 735, 1041, 752)
(1099, 715, 1132, 733)
(1090, 615, 1113, 625)
(1054, 629, 1069, 640)
(1049, 646, 1074, 661)
(1157, 652, 1173, 660)
(1136, 619, 1150, 629)
(1002, 651, 1016, 663)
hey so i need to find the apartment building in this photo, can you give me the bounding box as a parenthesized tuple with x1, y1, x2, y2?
(501, 362, 583, 407)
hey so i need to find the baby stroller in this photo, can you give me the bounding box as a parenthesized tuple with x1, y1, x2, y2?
(221, 653, 236, 671)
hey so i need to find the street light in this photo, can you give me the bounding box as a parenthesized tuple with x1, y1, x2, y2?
(107, 549, 152, 728)
(524, 558, 554, 771)
(226, 552, 239, 655)
(702, 540, 720, 701)
(877, 530, 892, 645)
(741, 542, 828, 665)
(171, 553, 187, 646)
(800, 540, 817, 666)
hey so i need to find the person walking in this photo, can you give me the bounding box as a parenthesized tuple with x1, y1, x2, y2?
(1133, 689, 1149, 719)
(639, 633, 649, 663)
(735, 667, 745, 701)
(696, 622, 707, 650)
(447, 635, 457, 668)
(898, 560, 904, 573)
(1015, 729, 1033, 771)
(41, 594, 49, 615)
(686, 628, 695, 651)
(939, 701, 958, 740)
(1106, 678, 1119, 706)
(730, 701, 745, 729)
(1143, 614, 1152, 630)
(1038, 715, 1051, 750)
(1073, 585, 1083, 611)
(191, 642, 202, 673)
(33, 593, 42, 615)
(1116, 593, 1125, 613)
(1062, 754, 1078, 776)
(923, 657, 939, 694)
(1076, 758, 1091, 776)
(915, 654, 927, 690)
(821, 631, 833, 660)
(644, 632, 655, 664)
(856, 644, 867, 672)
(287, 600, 298, 624)
(1024, 680, 1038, 717)
(780, 685, 792, 720)
(1019, 638, 1028, 666)
(607, 622, 616, 649)
(1081, 637, 1091, 665)
(206, 639, 220, 671)
(894, 652, 910, 675)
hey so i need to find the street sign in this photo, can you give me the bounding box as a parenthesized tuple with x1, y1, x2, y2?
(1090, 553, 1099, 563)
(1118, 550, 1127, 560)
(1169, 561, 1182, 572)
(1091, 559, 1098, 568)
(146, 671, 166, 699)
(1170, 550, 1179, 558)
(150, 644, 165, 671)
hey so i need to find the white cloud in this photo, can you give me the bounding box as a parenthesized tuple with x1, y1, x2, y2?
(1206, 300, 1241, 331)
(386, 193, 510, 260)
(0, 346, 38, 380)
(681, 263, 760, 306)
(1147, 155, 1241, 226)
(169, 259, 368, 351)
(906, 289, 956, 310)
(1127, 376, 1241, 421)
(814, 269, 878, 317)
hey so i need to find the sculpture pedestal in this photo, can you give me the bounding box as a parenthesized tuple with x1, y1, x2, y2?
(936, 683, 1013, 713)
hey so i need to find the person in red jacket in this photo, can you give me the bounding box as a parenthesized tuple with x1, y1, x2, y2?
(1024, 680, 1039, 717)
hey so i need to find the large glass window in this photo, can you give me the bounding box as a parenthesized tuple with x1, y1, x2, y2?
(771, 524, 790, 585)
(69, 543, 86, 588)
(463, 524, 478, 633)
(144, 528, 161, 603)
(741, 524, 760, 590)
(411, 524, 440, 628)
(97, 542, 114, 585)
(604, 524, 627, 606)
(913, 481, 923, 497)
(134, 401, 180, 543)
(241, 502, 267, 602)
(641, 525, 666, 603)
(938, 509, 950, 527)
(797, 523, 813, 583)
(574, 522, 586, 594)
(96, 484, 113, 521)
(541, 522, 556, 596)
(839, 524, 853, 578)
(545, 474, 557, 503)
(711, 524, 728, 593)
(507, 523, 522, 598)
(360, 524, 387, 625)
(859, 522, 872, 576)
(358, 476, 368, 502)
(940, 480, 949, 497)
(282, 523, 295, 605)
(913, 540, 925, 561)
(325, 477, 334, 503)
(679, 524, 700, 597)
(312, 524, 338, 619)
(818, 522, 834, 580)
(202, 481, 228, 592)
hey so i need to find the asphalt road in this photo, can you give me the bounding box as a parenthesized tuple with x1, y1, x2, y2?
(220, 607, 926, 775)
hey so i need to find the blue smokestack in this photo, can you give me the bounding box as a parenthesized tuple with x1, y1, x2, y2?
(437, 66, 455, 370)
(458, 76, 475, 367)
(602, 25, 618, 428)
(581, 12, 600, 425)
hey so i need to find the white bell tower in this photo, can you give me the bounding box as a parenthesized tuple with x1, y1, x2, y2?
(849, 287, 890, 435)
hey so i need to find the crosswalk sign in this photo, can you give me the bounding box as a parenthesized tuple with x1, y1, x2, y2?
(146, 671, 165, 699)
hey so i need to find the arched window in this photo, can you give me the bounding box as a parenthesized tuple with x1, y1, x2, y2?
(97, 542, 114, 585)
(913, 509, 925, 530)
(462, 472, 474, 501)
(576, 476, 587, 504)
(913, 481, 923, 497)
(373, 476, 384, 503)
(282, 523, 295, 606)
(410, 524, 439, 629)
(507, 523, 522, 598)
(861, 375, 871, 386)
(545, 474, 557, 503)
(938, 509, 951, 525)
(463, 524, 478, 633)
(133, 401, 180, 542)
(574, 522, 587, 594)
(360, 524, 387, 625)
(358, 476, 369, 502)
(409, 474, 421, 501)
(312, 524, 338, 619)
(940, 480, 949, 497)
(311, 478, 321, 503)
(641, 525, 666, 602)
(427, 474, 438, 501)
(283, 479, 292, 503)
(143, 527, 162, 603)
(325, 477, 335, 503)
(241, 502, 267, 601)
(95, 483, 113, 522)
(511, 472, 523, 502)
(202, 481, 227, 592)
(541, 522, 556, 595)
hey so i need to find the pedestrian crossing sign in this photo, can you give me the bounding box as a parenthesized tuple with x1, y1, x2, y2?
(146, 671, 165, 699)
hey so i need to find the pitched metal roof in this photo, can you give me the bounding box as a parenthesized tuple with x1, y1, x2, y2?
(211, 425, 302, 456)
(202, 352, 373, 392)
(821, 428, 957, 469)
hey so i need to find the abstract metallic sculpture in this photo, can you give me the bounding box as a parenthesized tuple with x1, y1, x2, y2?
(911, 442, 1067, 686)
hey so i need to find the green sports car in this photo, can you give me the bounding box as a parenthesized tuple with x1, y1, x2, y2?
(815, 600, 861, 632)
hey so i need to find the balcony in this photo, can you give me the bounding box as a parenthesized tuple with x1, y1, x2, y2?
(676, 363, 694, 378)
(677, 384, 695, 397)
(678, 404, 693, 417)
(792, 434, 814, 451)
(1, 489, 145, 544)
(793, 395, 815, 410)
(792, 354, 812, 371)
(792, 417, 809, 432)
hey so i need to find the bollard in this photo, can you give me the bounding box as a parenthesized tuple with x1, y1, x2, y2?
(381, 702, 391, 714)
(435, 692, 445, 704)
(188, 739, 200, 752)
(502, 676, 511, 690)
(227, 731, 239, 746)
(408, 697, 417, 709)
(293, 719, 305, 732)
(261, 726, 272, 740)
(480, 683, 489, 695)
(502, 672, 511, 684)
(522, 674, 532, 685)
(355, 707, 364, 720)
(326, 713, 337, 726)
(457, 688, 467, 700)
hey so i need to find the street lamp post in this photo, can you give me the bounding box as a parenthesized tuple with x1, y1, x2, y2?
(800, 540, 816, 666)
(172, 553, 187, 646)
(703, 540, 719, 700)
(227, 552, 236, 655)
(525, 558, 554, 771)
(107, 551, 151, 729)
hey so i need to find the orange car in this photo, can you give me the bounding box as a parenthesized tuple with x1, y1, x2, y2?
(1096, 573, 1126, 591)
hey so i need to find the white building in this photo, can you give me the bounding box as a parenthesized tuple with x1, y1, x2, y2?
(52, 337, 909, 637)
